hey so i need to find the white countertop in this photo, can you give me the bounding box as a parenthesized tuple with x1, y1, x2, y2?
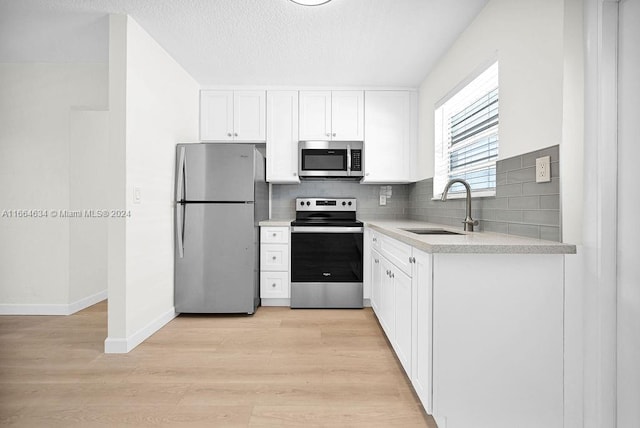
(259, 219, 293, 227)
(363, 219, 577, 255)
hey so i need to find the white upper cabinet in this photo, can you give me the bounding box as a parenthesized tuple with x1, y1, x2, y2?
(200, 91, 234, 141)
(331, 91, 365, 140)
(299, 90, 364, 141)
(299, 91, 331, 140)
(234, 91, 266, 141)
(266, 91, 300, 183)
(362, 91, 417, 183)
(200, 90, 265, 142)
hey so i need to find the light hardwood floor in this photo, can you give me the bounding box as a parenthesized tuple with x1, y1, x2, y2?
(0, 301, 436, 427)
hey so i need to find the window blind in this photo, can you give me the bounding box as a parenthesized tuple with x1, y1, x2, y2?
(434, 61, 499, 197)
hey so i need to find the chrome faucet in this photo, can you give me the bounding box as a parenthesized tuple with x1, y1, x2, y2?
(441, 178, 479, 232)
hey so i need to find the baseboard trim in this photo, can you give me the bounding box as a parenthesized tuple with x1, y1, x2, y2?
(104, 307, 177, 354)
(260, 298, 291, 307)
(260, 298, 370, 308)
(68, 290, 108, 314)
(0, 290, 107, 315)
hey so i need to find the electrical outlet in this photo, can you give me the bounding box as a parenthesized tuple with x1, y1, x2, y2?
(379, 195, 387, 206)
(536, 156, 551, 183)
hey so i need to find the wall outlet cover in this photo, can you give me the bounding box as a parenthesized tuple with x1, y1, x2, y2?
(536, 156, 551, 183)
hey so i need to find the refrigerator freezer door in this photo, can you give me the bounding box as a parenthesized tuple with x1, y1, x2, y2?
(175, 203, 257, 313)
(180, 144, 256, 202)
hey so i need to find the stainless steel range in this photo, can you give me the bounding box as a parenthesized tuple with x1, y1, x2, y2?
(290, 198, 364, 309)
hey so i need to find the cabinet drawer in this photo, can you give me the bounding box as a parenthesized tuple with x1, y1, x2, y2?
(379, 234, 412, 276)
(260, 244, 289, 271)
(261, 227, 289, 244)
(260, 271, 289, 298)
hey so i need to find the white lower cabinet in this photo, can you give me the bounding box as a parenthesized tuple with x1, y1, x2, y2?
(369, 233, 414, 378)
(378, 257, 396, 341)
(411, 248, 433, 414)
(365, 227, 564, 428)
(431, 254, 563, 428)
(370, 249, 382, 313)
(259, 226, 290, 305)
(392, 265, 412, 374)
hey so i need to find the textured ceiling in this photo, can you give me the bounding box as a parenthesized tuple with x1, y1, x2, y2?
(0, 0, 488, 87)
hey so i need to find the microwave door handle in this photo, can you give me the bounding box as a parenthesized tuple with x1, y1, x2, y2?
(347, 144, 351, 176)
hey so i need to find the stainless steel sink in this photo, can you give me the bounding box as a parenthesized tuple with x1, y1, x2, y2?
(402, 228, 463, 235)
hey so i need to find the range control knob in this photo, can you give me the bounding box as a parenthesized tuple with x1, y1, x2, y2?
(300, 201, 304, 206)
(342, 201, 346, 206)
(348, 201, 352, 206)
(306, 201, 311, 206)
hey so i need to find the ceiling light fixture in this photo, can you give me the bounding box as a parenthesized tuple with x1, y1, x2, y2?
(289, 0, 332, 6)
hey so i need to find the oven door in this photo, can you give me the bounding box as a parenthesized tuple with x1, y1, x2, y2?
(291, 227, 363, 282)
(290, 227, 363, 308)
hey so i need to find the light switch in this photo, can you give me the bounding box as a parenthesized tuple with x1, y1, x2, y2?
(133, 186, 142, 204)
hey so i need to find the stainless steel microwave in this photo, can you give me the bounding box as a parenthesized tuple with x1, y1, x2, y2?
(298, 141, 363, 179)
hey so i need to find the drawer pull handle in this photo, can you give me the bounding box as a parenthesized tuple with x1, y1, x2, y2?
(272, 283, 276, 288)
(272, 256, 277, 260)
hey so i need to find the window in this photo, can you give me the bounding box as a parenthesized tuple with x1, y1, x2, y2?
(434, 61, 499, 198)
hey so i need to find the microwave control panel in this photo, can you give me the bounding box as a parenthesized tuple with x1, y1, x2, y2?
(351, 150, 362, 171)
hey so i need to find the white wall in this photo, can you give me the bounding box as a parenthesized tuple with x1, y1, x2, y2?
(417, 0, 565, 180)
(582, 0, 619, 426)
(0, 62, 108, 314)
(69, 110, 110, 304)
(105, 15, 199, 352)
(559, 1, 585, 427)
(617, 0, 640, 426)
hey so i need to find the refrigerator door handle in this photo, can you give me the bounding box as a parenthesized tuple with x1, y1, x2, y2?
(176, 146, 186, 201)
(176, 203, 185, 258)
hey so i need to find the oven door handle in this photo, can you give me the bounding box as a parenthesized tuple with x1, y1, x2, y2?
(291, 226, 363, 233)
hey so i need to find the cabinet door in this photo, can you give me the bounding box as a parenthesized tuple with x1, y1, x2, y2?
(299, 91, 331, 140)
(362, 91, 412, 183)
(200, 91, 234, 141)
(394, 267, 412, 376)
(411, 249, 433, 414)
(266, 91, 300, 183)
(370, 249, 383, 313)
(234, 91, 266, 141)
(379, 258, 395, 340)
(331, 91, 364, 141)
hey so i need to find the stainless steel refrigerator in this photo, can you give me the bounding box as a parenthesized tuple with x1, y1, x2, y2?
(174, 143, 268, 314)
